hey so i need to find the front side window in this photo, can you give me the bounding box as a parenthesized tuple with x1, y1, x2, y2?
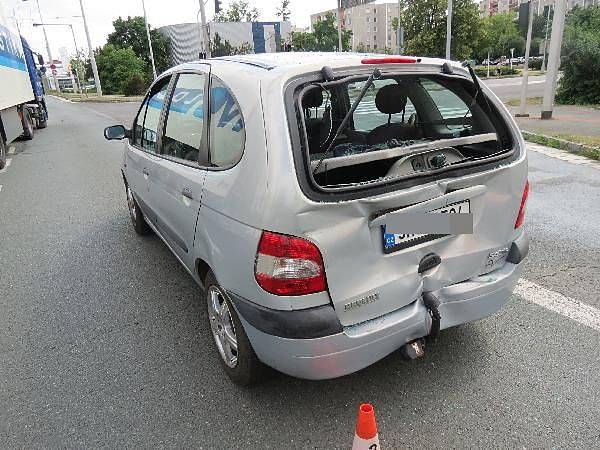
(162, 73, 207, 163)
(209, 77, 245, 167)
(134, 77, 170, 152)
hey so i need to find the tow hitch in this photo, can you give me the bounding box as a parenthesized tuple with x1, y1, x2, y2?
(422, 291, 442, 339)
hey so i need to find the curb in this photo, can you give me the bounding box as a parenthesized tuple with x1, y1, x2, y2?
(521, 130, 600, 158)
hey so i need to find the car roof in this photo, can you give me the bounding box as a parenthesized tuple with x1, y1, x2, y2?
(168, 52, 467, 81)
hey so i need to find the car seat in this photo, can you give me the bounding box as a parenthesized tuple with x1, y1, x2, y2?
(366, 84, 423, 145)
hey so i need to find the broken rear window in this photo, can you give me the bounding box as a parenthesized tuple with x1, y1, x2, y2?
(296, 73, 514, 191)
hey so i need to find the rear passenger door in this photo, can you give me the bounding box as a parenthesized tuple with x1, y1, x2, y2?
(149, 69, 209, 269)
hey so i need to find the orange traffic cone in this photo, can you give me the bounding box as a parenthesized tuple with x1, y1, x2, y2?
(352, 403, 380, 449)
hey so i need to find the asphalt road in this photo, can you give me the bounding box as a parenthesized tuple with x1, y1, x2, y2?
(1, 96, 599, 448)
(483, 74, 547, 101)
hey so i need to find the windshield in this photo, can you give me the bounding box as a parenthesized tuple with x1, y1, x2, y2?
(298, 74, 513, 190)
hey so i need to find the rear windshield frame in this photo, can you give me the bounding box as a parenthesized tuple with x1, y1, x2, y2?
(284, 66, 520, 202)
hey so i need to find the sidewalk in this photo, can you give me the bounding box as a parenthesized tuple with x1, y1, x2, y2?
(507, 103, 600, 143)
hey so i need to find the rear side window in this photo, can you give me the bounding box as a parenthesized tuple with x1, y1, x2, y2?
(162, 73, 207, 162)
(420, 79, 470, 120)
(134, 77, 170, 153)
(209, 77, 245, 168)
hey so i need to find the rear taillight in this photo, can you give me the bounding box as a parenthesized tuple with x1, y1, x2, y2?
(514, 180, 529, 229)
(255, 231, 327, 296)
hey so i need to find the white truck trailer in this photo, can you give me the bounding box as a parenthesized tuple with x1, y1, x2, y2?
(1, 2, 44, 169)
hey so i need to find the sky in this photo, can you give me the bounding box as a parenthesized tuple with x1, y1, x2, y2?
(6, 0, 339, 63)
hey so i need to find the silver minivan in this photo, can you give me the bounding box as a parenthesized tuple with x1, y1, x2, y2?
(104, 53, 529, 386)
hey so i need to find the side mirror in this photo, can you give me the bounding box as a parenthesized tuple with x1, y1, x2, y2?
(104, 124, 129, 140)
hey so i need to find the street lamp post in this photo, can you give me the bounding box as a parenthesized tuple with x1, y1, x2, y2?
(445, 0, 453, 60)
(33, 23, 83, 94)
(541, 0, 567, 119)
(23, 0, 60, 92)
(78, 0, 102, 95)
(141, 0, 157, 79)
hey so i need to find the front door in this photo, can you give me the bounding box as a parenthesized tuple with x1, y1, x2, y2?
(125, 76, 172, 222)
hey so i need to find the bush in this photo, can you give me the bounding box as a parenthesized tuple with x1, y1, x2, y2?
(556, 6, 600, 105)
(123, 73, 147, 96)
(474, 66, 518, 77)
(529, 58, 543, 70)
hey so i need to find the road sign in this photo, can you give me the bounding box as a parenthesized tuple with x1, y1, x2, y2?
(50, 63, 56, 70)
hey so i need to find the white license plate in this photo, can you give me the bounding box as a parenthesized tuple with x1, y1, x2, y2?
(383, 199, 471, 253)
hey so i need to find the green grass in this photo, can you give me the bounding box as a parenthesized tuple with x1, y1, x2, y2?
(524, 133, 600, 161)
(49, 92, 143, 103)
(505, 97, 543, 107)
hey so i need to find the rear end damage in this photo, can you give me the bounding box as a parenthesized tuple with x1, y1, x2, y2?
(228, 59, 529, 379)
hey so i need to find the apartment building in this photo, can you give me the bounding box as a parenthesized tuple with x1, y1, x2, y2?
(310, 2, 400, 52)
(479, 0, 598, 18)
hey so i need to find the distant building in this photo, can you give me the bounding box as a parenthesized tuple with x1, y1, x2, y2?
(479, 0, 598, 18)
(158, 21, 292, 66)
(310, 2, 400, 53)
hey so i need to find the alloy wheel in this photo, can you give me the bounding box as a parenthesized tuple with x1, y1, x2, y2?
(207, 285, 238, 368)
(126, 185, 136, 223)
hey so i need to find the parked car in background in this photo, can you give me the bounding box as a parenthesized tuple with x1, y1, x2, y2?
(104, 53, 529, 386)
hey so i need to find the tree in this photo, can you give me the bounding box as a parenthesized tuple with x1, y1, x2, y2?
(275, 0, 291, 22)
(556, 5, 600, 105)
(214, 0, 259, 22)
(106, 16, 172, 78)
(400, 0, 482, 60)
(95, 44, 146, 95)
(291, 13, 352, 51)
(474, 12, 524, 60)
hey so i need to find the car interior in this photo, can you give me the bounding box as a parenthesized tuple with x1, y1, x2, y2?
(299, 74, 513, 188)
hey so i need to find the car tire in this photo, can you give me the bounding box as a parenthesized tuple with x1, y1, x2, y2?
(0, 138, 6, 170)
(204, 270, 269, 387)
(126, 183, 151, 235)
(22, 108, 34, 140)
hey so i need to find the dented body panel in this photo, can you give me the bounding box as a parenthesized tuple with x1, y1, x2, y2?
(123, 53, 529, 380)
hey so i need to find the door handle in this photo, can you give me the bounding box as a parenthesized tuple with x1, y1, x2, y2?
(181, 187, 193, 200)
(142, 168, 150, 179)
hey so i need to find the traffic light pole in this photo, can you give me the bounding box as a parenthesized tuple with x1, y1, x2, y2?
(199, 0, 211, 58)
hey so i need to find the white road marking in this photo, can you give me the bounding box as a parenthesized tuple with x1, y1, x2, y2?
(8, 146, 15, 154)
(0, 158, 12, 173)
(515, 279, 600, 332)
(527, 143, 600, 169)
(0, 185, 3, 192)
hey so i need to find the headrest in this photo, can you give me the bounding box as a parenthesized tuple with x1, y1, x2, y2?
(302, 87, 324, 109)
(375, 84, 408, 114)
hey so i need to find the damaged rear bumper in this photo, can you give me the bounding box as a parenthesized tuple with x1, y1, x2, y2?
(230, 234, 528, 380)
